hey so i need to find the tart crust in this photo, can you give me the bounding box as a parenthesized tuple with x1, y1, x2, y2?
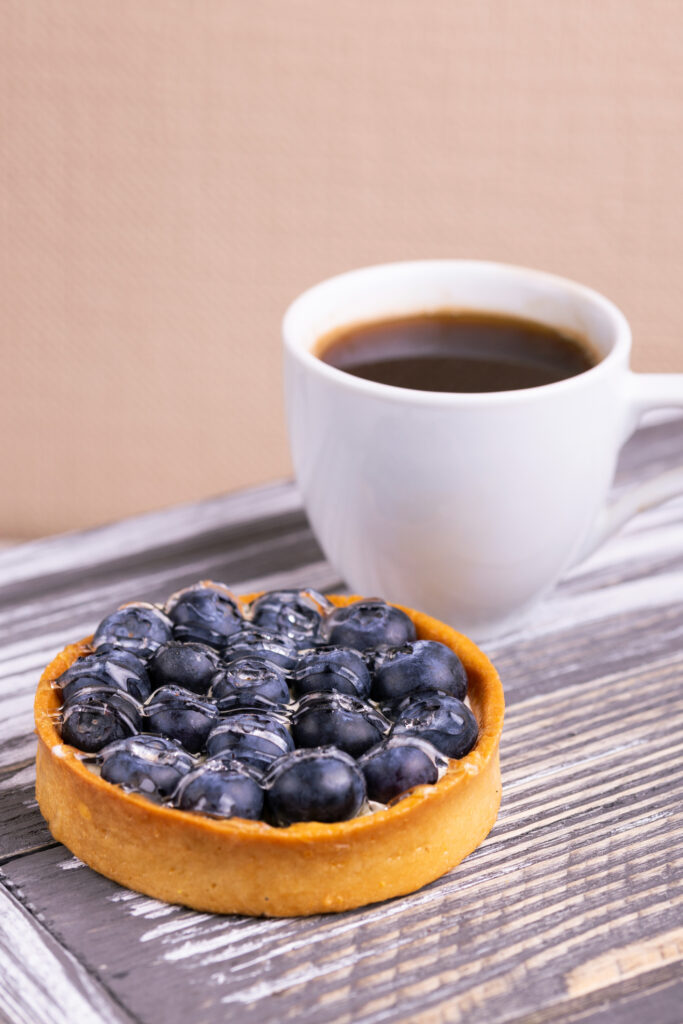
(34, 595, 504, 917)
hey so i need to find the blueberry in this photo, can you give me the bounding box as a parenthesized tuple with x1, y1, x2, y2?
(62, 682, 143, 720)
(222, 627, 298, 672)
(148, 641, 222, 695)
(205, 746, 276, 779)
(249, 590, 322, 647)
(99, 734, 194, 800)
(175, 761, 264, 820)
(144, 685, 218, 753)
(291, 645, 371, 700)
(93, 643, 150, 662)
(265, 748, 366, 826)
(205, 712, 294, 773)
(291, 693, 389, 758)
(359, 736, 443, 804)
(210, 657, 290, 706)
(61, 687, 142, 753)
(323, 600, 416, 651)
(166, 582, 243, 647)
(372, 640, 467, 703)
(93, 603, 173, 656)
(214, 693, 283, 715)
(392, 695, 478, 759)
(58, 649, 152, 704)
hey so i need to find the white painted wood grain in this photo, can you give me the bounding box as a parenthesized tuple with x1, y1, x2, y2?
(0, 885, 131, 1024)
(0, 419, 681, 1024)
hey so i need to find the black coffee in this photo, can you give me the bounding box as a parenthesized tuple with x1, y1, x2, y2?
(317, 312, 599, 393)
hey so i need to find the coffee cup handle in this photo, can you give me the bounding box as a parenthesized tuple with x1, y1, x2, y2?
(576, 372, 683, 562)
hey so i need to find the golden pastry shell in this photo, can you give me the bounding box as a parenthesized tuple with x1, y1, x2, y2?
(34, 593, 504, 917)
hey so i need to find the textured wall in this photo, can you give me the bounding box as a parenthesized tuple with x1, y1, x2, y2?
(2, 0, 683, 537)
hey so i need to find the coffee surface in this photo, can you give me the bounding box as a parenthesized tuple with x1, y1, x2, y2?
(317, 312, 598, 393)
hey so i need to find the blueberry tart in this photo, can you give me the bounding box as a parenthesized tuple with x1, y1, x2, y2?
(34, 584, 504, 916)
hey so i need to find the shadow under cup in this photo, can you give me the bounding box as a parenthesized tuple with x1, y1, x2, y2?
(282, 260, 632, 640)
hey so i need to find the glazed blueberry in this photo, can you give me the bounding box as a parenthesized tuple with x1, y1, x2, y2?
(205, 746, 276, 779)
(214, 693, 283, 715)
(70, 579, 482, 828)
(166, 582, 243, 647)
(205, 712, 294, 773)
(99, 734, 194, 800)
(144, 685, 218, 753)
(93, 643, 150, 662)
(222, 627, 298, 672)
(61, 687, 142, 753)
(372, 641, 467, 703)
(210, 657, 290, 706)
(291, 645, 371, 700)
(359, 736, 443, 804)
(249, 590, 322, 647)
(175, 761, 264, 820)
(93, 603, 173, 656)
(291, 693, 389, 759)
(62, 682, 143, 720)
(392, 695, 478, 759)
(323, 600, 416, 651)
(57, 649, 152, 705)
(148, 641, 222, 695)
(265, 748, 366, 826)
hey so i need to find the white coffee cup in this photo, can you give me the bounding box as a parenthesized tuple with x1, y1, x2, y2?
(283, 260, 683, 639)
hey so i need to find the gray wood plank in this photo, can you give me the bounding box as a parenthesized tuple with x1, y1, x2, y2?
(1, 417, 682, 1024)
(510, 967, 683, 1024)
(3, 578, 682, 865)
(3, 652, 681, 1024)
(0, 760, 54, 864)
(613, 415, 683, 486)
(0, 882, 136, 1024)
(2, 502, 681, 863)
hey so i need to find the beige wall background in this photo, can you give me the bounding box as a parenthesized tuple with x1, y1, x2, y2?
(2, 0, 683, 538)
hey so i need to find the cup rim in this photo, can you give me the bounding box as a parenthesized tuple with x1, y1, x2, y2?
(282, 259, 632, 406)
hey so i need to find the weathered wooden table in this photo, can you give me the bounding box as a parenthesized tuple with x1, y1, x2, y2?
(1, 416, 682, 1024)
